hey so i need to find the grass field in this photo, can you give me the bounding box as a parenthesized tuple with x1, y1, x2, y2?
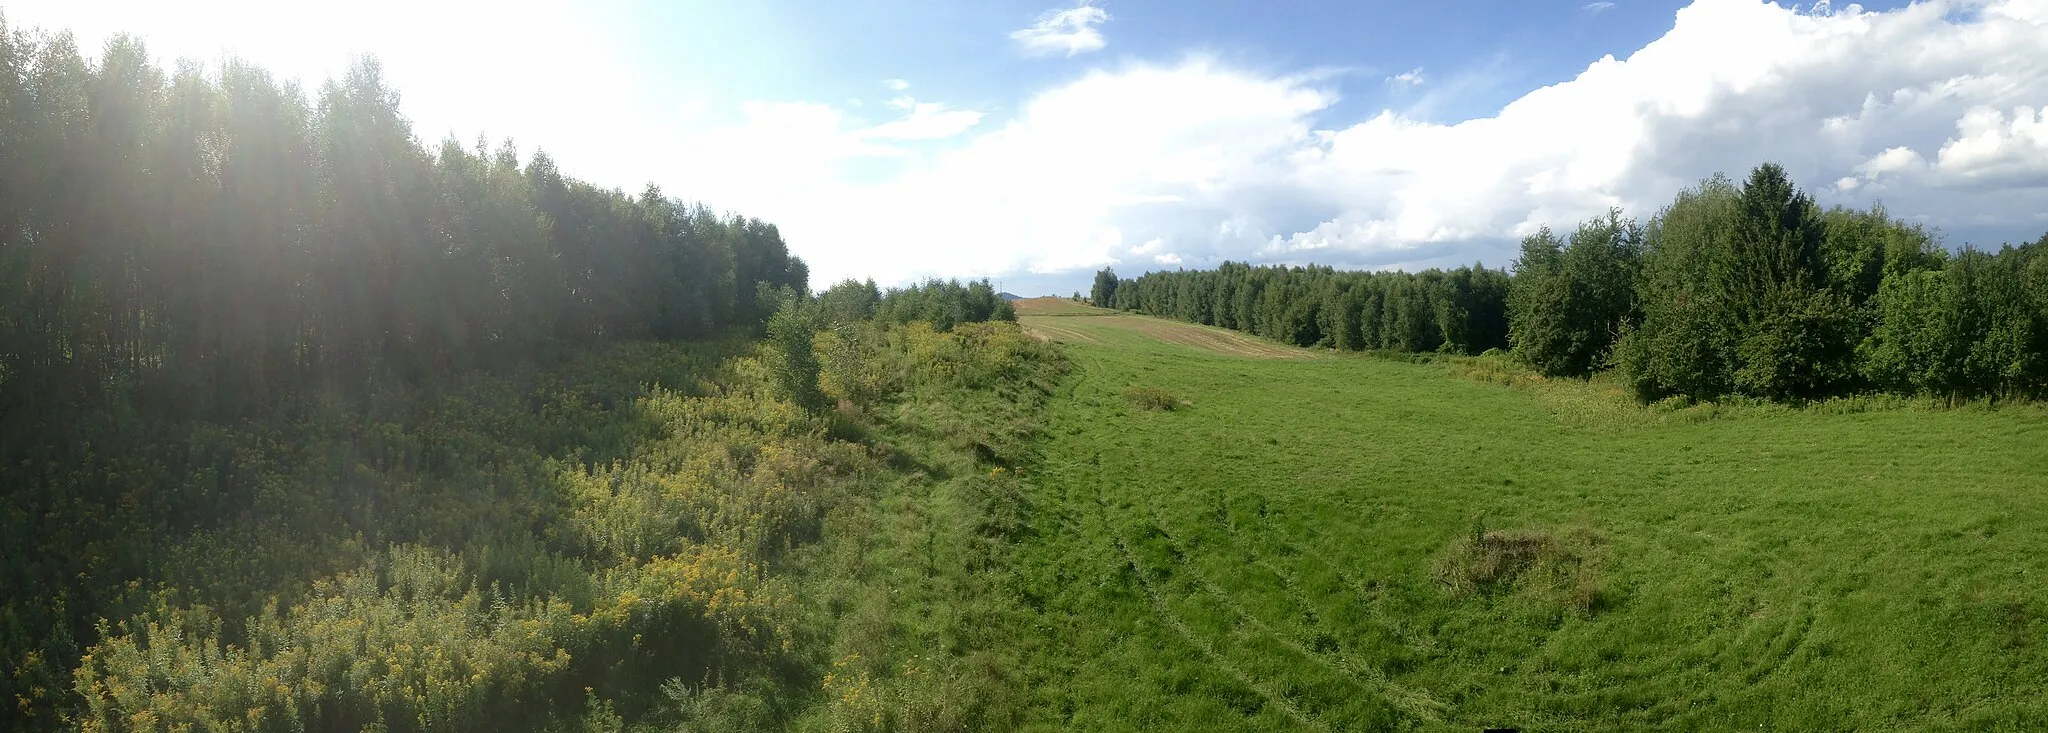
(1004, 300, 2048, 731)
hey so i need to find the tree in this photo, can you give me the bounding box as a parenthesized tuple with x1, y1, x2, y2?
(1723, 163, 1858, 399)
(1090, 267, 1119, 308)
(818, 278, 881, 325)
(767, 296, 827, 412)
(1509, 227, 1572, 370)
(1617, 174, 1742, 401)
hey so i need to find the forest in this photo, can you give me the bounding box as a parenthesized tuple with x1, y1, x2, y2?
(0, 20, 1034, 732)
(1090, 164, 2048, 403)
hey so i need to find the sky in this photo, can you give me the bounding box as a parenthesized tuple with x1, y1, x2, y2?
(6, 0, 2047, 297)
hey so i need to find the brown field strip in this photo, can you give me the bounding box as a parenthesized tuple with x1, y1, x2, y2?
(1113, 315, 1313, 359)
(1012, 297, 1112, 316)
(1018, 317, 1105, 344)
(1013, 298, 1312, 359)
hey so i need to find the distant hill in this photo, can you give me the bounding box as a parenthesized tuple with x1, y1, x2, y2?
(999, 292, 1023, 301)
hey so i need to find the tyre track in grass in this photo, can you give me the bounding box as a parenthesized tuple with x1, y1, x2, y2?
(1132, 491, 1453, 727)
(1038, 357, 1312, 729)
(1091, 477, 1329, 732)
(1043, 333, 1447, 729)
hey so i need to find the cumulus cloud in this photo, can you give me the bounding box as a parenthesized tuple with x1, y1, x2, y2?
(1262, 0, 2045, 265)
(641, 0, 2048, 289)
(1387, 68, 1426, 86)
(1010, 2, 1111, 57)
(862, 98, 985, 141)
(1933, 105, 2048, 187)
(883, 78, 910, 91)
(625, 0, 2048, 288)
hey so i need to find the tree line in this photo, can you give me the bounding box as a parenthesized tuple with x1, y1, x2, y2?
(0, 23, 809, 434)
(815, 276, 1015, 329)
(1092, 163, 2048, 403)
(1091, 261, 1513, 356)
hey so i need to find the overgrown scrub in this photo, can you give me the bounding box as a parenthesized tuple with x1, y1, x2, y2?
(37, 320, 1065, 733)
(802, 319, 1067, 732)
(62, 342, 843, 732)
(1443, 349, 1545, 388)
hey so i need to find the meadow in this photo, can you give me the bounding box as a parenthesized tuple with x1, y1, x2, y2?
(1005, 298, 2048, 731)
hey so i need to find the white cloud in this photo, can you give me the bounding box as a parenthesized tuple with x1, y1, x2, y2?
(1388, 68, 1426, 86)
(20, 0, 2047, 290)
(1010, 2, 1111, 57)
(645, 58, 1329, 283)
(1584, 2, 1617, 12)
(1855, 145, 1930, 180)
(641, 0, 2048, 287)
(861, 99, 985, 141)
(1933, 105, 2048, 186)
(883, 78, 910, 91)
(1264, 0, 2048, 262)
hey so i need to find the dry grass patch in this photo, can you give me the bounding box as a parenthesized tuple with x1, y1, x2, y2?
(1123, 386, 1185, 411)
(1434, 523, 1611, 617)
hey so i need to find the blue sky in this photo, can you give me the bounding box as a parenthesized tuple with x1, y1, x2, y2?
(9, 0, 2046, 296)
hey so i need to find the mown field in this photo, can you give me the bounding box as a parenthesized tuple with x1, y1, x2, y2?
(1004, 298, 2048, 731)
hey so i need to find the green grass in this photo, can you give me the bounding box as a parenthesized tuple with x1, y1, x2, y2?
(1004, 311, 2048, 731)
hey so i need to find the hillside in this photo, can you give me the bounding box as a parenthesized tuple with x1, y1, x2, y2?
(1003, 303, 2048, 730)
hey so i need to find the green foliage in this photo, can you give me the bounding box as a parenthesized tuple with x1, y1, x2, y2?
(816, 278, 883, 325)
(1509, 211, 1643, 377)
(817, 321, 901, 414)
(768, 298, 829, 413)
(1820, 204, 1944, 307)
(874, 278, 1014, 332)
(0, 24, 1064, 728)
(1615, 162, 2045, 404)
(1091, 267, 1120, 309)
(1861, 248, 2048, 401)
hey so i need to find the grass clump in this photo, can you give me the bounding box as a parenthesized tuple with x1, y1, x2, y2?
(1445, 349, 1546, 388)
(1434, 522, 1611, 617)
(1123, 385, 1184, 411)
